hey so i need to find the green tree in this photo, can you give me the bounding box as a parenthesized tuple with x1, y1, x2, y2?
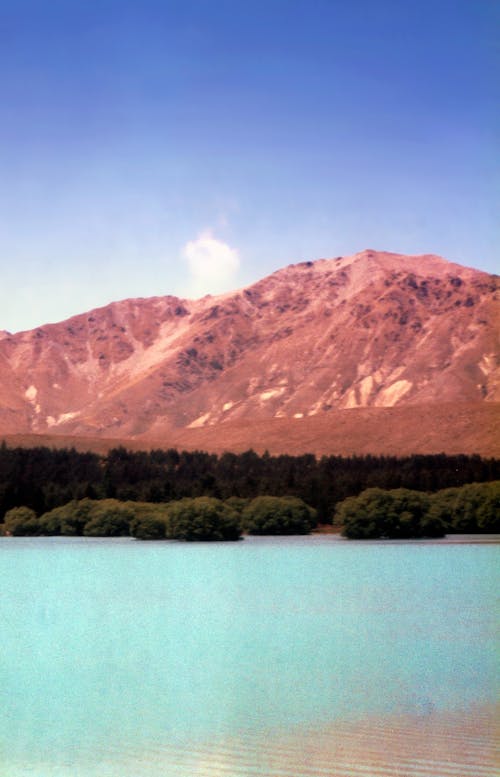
(83, 500, 134, 537)
(130, 515, 167, 540)
(384, 489, 431, 538)
(428, 481, 500, 533)
(337, 488, 444, 539)
(425, 487, 460, 531)
(476, 482, 500, 532)
(224, 496, 251, 516)
(165, 497, 241, 541)
(243, 496, 316, 535)
(39, 498, 96, 535)
(127, 503, 171, 540)
(2, 506, 40, 536)
(336, 489, 388, 539)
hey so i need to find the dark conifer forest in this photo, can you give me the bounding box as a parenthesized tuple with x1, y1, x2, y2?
(1, 441, 498, 524)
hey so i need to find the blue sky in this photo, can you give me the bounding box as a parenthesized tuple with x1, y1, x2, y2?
(0, 0, 497, 332)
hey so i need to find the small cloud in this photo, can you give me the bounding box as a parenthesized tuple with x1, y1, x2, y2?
(182, 231, 240, 295)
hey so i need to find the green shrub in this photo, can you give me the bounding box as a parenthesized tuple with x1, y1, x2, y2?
(427, 481, 500, 533)
(384, 489, 431, 538)
(129, 514, 167, 540)
(165, 497, 241, 541)
(130, 511, 167, 540)
(125, 500, 170, 539)
(424, 487, 460, 531)
(335, 489, 388, 539)
(476, 482, 500, 532)
(2, 506, 40, 536)
(243, 496, 316, 535)
(337, 488, 444, 539)
(224, 496, 251, 516)
(39, 498, 95, 536)
(83, 500, 134, 537)
(418, 511, 449, 538)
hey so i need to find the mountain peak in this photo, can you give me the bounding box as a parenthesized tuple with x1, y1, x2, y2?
(0, 250, 498, 455)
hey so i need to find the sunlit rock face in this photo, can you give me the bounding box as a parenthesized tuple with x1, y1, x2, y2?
(1, 250, 498, 453)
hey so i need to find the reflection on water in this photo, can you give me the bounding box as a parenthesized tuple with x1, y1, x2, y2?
(1, 536, 498, 776)
(4, 705, 499, 776)
(146, 707, 499, 777)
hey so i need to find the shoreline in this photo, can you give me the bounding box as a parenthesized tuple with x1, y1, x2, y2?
(1, 532, 499, 546)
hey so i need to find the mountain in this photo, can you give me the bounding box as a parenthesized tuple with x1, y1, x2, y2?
(1, 250, 499, 456)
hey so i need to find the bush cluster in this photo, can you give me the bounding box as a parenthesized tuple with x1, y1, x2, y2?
(164, 497, 241, 541)
(2, 482, 498, 541)
(1, 495, 316, 540)
(2, 499, 138, 538)
(336, 481, 500, 539)
(425, 482, 500, 533)
(242, 496, 316, 535)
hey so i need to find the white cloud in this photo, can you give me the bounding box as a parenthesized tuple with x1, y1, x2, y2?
(182, 231, 240, 295)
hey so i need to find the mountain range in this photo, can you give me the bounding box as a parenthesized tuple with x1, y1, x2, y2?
(1, 250, 499, 457)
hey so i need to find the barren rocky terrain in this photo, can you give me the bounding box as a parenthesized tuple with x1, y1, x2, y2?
(1, 250, 498, 456)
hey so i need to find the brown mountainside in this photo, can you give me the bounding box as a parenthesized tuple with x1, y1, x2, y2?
(1, 250, 499, 456)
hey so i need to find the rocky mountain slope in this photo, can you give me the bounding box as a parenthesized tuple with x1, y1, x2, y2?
(1, 250, 498, 455)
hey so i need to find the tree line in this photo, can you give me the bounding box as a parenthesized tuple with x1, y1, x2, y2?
(0, 441, 499, 525)
(2, 481, 498, 540)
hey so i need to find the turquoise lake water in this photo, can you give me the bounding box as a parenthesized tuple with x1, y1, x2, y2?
(1, 535, 498, 776)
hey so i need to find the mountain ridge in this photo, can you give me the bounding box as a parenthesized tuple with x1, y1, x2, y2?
(1, 249, 498, 455)
(2, 248, 487, 336)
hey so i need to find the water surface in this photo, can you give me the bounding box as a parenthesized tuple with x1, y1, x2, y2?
(1, 535, 498, 776)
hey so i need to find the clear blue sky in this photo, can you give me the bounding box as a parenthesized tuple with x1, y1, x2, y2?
(1, 0, 497, 332)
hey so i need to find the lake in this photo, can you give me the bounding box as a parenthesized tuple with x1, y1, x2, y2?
(1, 535, 498, 776)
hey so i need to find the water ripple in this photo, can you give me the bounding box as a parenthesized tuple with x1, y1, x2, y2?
(7, 706, 497, 777)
